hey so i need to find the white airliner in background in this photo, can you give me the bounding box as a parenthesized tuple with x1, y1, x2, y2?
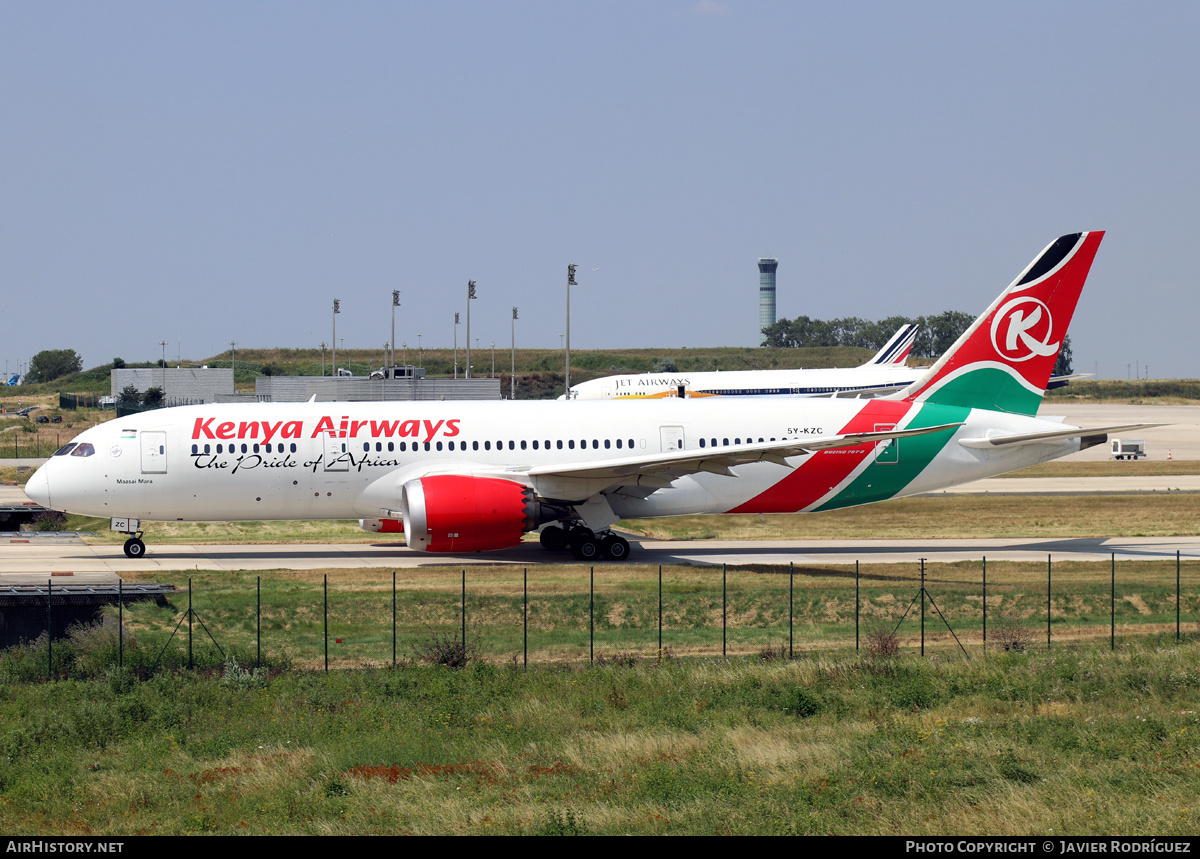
(26, 231, 1158, 562)
(565, 325, 921, 400)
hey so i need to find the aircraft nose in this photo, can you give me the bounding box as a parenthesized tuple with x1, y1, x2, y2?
(24, 466, 50, 508)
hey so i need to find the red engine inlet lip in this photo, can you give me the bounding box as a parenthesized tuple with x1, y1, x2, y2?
(402, 475, 531, 553)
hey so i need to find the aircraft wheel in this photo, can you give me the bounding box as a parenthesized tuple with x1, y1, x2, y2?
(539, 526, 568, 551)
(570, 534, 601, 561)
(123, 537, 146, 558)
(599, 534, 630, 561)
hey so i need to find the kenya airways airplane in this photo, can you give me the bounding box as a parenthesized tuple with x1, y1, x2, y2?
(26, 232, 1158, 561)
(566, 324, 920, 400)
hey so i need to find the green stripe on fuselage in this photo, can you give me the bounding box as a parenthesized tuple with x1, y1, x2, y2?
(814, 402, 970, 511)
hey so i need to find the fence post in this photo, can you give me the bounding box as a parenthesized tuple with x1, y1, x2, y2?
(920, 558, 926, 657)
(1111, 553, 1115, 651)
(1046, 555, 1052, 650)
(658, 565, 662, 660)
(188, 578, 194, 670)
(118, 579, 124, 670)
(722, 563, 726, 659)
(46, 579, 52, 681)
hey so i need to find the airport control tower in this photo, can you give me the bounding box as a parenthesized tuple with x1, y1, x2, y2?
(758, 257, 778, 345)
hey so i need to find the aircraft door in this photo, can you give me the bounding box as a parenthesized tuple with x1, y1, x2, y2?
(140, 431, 167, 473)
(660, 426, 684, 452)
(323, 432, 349, 472)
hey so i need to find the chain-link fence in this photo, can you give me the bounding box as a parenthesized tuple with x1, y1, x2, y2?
(5, 554, 1198, 680)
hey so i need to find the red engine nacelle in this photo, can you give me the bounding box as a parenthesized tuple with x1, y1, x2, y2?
(402, 475, 544, 553)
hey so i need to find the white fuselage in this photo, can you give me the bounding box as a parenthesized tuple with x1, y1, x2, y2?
(27, 397, 1079, 527)
(566, 364, 920, 400)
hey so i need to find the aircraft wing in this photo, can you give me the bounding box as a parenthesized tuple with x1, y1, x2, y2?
(521, 422, 961, 485)
(958, 423, 1167, 449)
(828, 382, 913, 399)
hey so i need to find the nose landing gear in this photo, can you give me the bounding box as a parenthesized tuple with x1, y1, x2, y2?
(112, 518, 146, 558)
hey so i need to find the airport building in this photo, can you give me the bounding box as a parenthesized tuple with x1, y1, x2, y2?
(256, 375, 501, 402)
(111, 368, 234, 404)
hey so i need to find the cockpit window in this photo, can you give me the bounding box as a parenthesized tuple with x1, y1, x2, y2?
(53, 443, 78, 456)
(70, 443, 96, 457)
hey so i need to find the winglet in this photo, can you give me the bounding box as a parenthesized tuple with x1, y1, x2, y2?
(901, 232, 1104, 415)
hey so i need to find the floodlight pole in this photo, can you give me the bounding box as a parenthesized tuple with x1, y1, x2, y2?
(331, 299, 340, 379)
(466, 280, 477, 380)
(159, 340, 168, 396)
(565, 264, 577, 397)
(391, 289, 400, 368)
(511, 307, 518, 399)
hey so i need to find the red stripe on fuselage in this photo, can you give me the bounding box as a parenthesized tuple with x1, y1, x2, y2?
(726, 399, 913, 514)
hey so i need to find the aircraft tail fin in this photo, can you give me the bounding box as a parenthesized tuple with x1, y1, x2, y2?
(861, 323, 919, 367)
(900, 232, 1104, 415)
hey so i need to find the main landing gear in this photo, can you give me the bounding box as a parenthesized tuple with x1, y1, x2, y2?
(539, 525, 630, 561)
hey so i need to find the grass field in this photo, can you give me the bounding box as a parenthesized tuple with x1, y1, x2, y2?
(2, 626, 1198, 834)
(5, 550, 1200, 834)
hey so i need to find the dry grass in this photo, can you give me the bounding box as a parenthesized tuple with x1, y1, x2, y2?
(619, 493, 1200, 541)
(995, 459, 1200, 477)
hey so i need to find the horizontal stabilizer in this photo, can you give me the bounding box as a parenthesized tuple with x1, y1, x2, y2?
(958, 423, 1167, 449)
(1046, 373, 1094, 390)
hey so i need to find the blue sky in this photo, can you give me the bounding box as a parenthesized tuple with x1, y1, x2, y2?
(2, 2, 1197, 378)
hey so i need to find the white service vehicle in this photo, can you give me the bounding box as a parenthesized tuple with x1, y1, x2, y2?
(1111, 438, 1147, 460)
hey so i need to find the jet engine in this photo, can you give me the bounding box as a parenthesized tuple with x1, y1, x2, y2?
(400, 475, 565, 552)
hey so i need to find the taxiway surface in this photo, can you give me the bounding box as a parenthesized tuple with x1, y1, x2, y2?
(2, 403, 1196, 581)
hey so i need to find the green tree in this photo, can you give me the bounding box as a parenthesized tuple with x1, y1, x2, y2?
(118, 384, 141, 405)
(1053, 333, 1073, 376)
(112, 357, 126, 369)
(912, 311, 974, 358)
(142, 387, 164, 407)
(26, 349, 83, 384)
